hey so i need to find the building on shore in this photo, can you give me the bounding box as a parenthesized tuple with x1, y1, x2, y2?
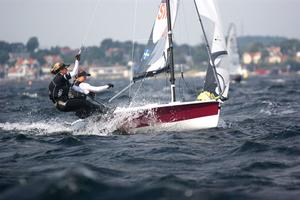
(7, 58, 39, 80)
(242, 52, 262, 65)
(89, 66, 130, 80)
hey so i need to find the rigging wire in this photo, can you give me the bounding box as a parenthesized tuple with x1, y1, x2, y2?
(129, 0, 139, 100)
(182, 0, 196, 64)
(127, 0, 147, 107)
(193, 0, 223, 97)
(181, 0, 199, 95)
(80, 0, 102, 49)
(129, 77, 146, 108)
(175, 0, 198, 98)
(127, 0, 154, 107)
(178, 70, 185, 101)
(176, 0, 185, 100)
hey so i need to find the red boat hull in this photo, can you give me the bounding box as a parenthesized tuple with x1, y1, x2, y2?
(114, 101, 220, 133)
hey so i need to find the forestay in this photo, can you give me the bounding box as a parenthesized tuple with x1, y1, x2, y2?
(194, 0, 230, 99)
(133, 0, 179, 81)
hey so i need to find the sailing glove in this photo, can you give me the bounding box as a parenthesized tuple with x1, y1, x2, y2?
(75, 54, 81, 61)
(107, 83, 114, 88)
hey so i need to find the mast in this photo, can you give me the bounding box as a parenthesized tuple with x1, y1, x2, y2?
(166, 0, 176, 102)
(193, 0, 222, 96)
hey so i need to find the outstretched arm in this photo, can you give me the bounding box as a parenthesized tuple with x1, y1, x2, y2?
(69, 54, 80, 78)
(72, 85, 88, 94)
(79, 82, 111, 93)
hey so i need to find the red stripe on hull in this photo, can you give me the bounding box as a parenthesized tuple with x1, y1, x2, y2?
(119, 101, 220, 130)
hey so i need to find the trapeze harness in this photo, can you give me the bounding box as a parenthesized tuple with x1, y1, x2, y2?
(69, 81, 87, 100)
(70, 80, 105, 118)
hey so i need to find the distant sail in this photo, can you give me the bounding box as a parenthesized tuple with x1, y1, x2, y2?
(194, 0, 230, 98)
(227, 23, 243, 76)
(133, 0, 179, 81)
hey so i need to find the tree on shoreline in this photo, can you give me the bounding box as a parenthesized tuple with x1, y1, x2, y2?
(26, 37, 39, 53)
(0, 36, 299, 71)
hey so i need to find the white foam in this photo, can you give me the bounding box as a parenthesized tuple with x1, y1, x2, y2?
(280, 109, 296, 115)
(21, 92, 38, 98)
(259, 109, 272, 116)
(0, 108, 136, 136)
(69, 108, 143, 136)
(270, 78, 286, 83)
(218, 118, 229, 128)
(0, 121, 72, 135)
(0, 119, 119, 136)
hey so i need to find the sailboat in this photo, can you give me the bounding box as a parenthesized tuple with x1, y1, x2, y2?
(111, 0, 230, 133)
(227, 23, 248, 82)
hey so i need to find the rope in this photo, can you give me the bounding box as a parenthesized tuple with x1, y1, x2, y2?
(178, 73, 185, 101)
(181, 70, 197, 95)
(81, 0, 102, 48)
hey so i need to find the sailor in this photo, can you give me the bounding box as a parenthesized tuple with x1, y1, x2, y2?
(197, 91, 218, 101)
(72, 70, 113, 95)
(48, 54, 82, 112)
(69, 70, 114, 118)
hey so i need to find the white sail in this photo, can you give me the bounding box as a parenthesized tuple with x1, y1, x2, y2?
(133, 0, 179, 81)
(227, 23, 243, 76)
(195, 0, 230, 99)
(194, 0, 227, 57)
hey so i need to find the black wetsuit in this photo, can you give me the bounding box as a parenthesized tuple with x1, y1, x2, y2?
(48, 75, 104, 118)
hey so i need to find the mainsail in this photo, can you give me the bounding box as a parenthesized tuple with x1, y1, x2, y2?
(133, 0, 179, 81)
(227, 23, 242, 76)
(194, 0, 230, 99)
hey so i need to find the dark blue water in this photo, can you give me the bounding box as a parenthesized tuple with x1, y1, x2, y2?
(0, 75, 300, 200)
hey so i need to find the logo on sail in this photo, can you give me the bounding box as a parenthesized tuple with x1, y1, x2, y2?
(143, 49, 151, 60)
(157, 3, 167, 20)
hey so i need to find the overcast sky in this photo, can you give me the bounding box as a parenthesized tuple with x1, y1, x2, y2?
(0, 0, 299, 48)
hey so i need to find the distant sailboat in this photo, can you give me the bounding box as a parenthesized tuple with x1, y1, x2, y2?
(226, 23, 247, 82)
(111, 0, 230, 133)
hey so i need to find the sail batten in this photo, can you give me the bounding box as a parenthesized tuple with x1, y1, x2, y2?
(133, 0, 179, 81)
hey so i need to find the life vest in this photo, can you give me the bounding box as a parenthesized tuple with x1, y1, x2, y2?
(69, 81, 87, 100)
(48, 73, 71, 103)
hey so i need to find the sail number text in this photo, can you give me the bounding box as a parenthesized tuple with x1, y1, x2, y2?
(157, 3, 167, 20)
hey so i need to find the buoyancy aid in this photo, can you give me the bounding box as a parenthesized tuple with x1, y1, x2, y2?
(69, 81, 87, 100)
(48, 73, 72, 103)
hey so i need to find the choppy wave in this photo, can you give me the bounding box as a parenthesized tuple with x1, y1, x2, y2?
(0, 76, 300, 199)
